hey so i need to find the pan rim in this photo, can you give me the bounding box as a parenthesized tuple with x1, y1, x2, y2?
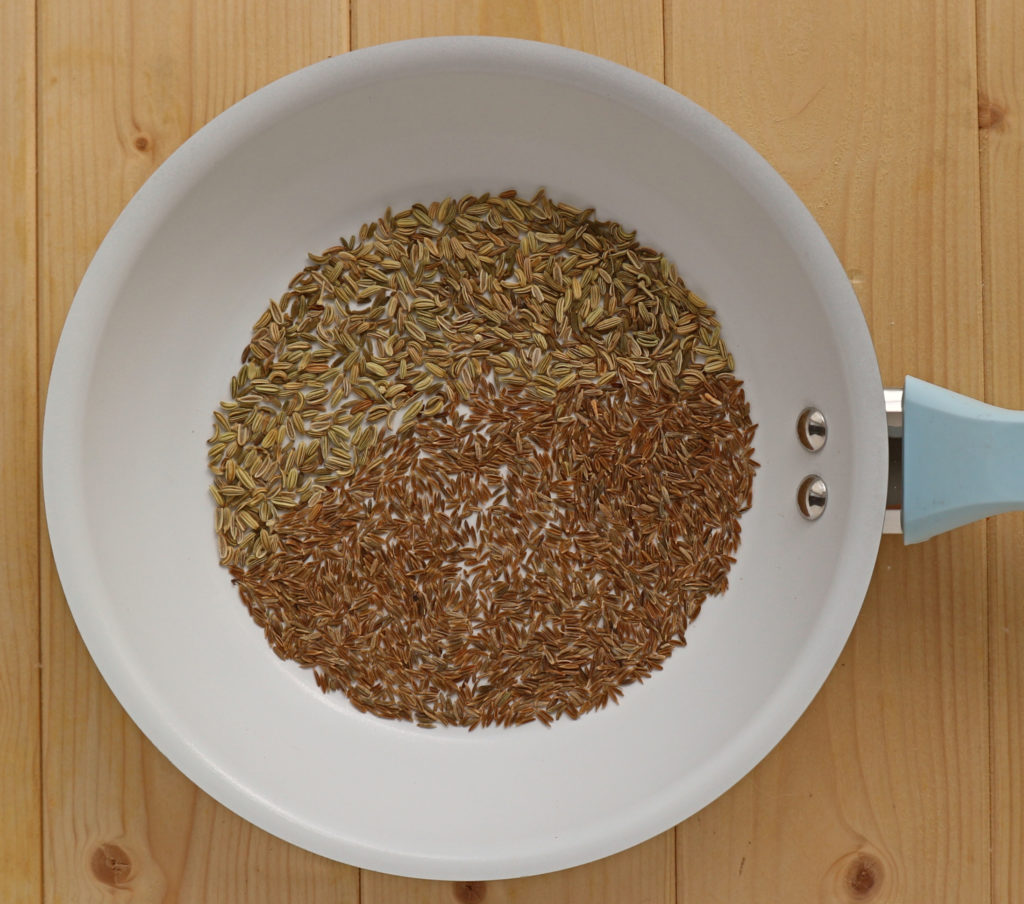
(42, 35, 887, 879)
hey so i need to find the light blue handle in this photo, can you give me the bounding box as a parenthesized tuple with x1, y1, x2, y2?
(903, 376, 1024, 544)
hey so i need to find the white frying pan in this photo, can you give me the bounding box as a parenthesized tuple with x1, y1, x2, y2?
(42, 37, 1024, 880)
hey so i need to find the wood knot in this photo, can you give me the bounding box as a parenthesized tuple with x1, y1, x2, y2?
(843, 852, 883, 900)
(91, 843, 133, 887)
(133, 134, 152, 152)
(978, 93, 1007, 130)
(452, 880, 487, 903)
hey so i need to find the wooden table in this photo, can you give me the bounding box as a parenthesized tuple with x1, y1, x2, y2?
(5, 1, 1022, 900)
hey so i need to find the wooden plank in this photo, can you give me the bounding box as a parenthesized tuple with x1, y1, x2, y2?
(351, 0, 664, 79)
(351, 0, 673, 898)
(363, 839, 673, 904)
(977, 0, 1024, 899)
(666, 0, 990, 900)
(37, 3, 356, 901)
(0, 0, 41, 902)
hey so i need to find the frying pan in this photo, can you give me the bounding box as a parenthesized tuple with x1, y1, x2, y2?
(42, 37, 1024, 880)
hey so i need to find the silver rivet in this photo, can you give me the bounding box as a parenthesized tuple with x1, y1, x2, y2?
(798, 475, 828, 520)
(797, 407, 828, 451)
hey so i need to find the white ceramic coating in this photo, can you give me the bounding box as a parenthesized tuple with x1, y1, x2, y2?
(43, 37, 888, 879)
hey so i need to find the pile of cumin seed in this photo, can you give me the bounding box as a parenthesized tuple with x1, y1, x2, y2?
(209, 189, 757, 729)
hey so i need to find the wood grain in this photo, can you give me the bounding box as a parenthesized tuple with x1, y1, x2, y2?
(666, 0, 991, 900)
(363, 838, 674, 904)
(36, 3, 356, 901)
(0, 0, 41, 901)
(977, 0, 1024, 899)
(16, 0, 1019, 900)
(350, 1, 673, 899)
(351, 0, 664, 79)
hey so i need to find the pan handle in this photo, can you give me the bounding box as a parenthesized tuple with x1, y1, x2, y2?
(896, 376, 1024, 543)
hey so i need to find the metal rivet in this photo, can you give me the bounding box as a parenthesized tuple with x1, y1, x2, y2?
(797, 407, 828, 451)
(798, 475, 828, 520)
